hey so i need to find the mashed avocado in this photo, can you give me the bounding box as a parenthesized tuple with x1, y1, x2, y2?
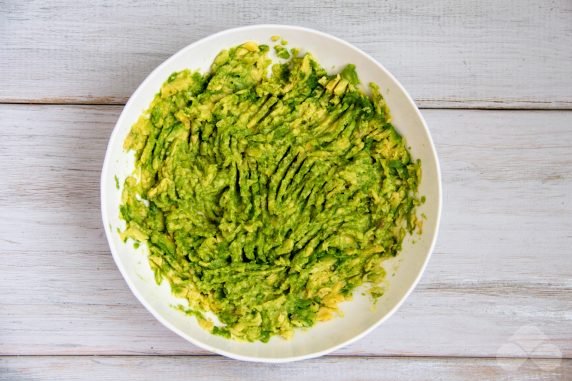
(120, 40, 421, 342)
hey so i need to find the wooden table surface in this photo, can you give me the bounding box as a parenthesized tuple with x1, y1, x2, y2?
(1, 1, 571, 379)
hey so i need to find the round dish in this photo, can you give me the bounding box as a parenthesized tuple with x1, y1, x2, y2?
(101, 24, 442, 362)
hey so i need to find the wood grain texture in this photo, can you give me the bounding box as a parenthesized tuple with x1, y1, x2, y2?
(1, 356, 570, 380)
(1, 0, 571, 108)
(1, 105, 571, 358)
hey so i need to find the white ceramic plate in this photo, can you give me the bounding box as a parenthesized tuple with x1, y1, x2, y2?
(101, 24, 442, 362)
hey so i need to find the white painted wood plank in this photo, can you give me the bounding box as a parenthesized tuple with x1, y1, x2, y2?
(0, 106, 571, 357)
(1, 0, 571, 108)
(0, 356, 569, 380)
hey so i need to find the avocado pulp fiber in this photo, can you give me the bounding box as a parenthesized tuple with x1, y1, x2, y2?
(120, 41, 421, 342)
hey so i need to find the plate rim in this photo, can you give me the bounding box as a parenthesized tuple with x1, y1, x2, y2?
(100, 24, 443, 363)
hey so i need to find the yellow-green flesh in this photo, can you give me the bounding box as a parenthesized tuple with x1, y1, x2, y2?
(120, 41, 421, 342)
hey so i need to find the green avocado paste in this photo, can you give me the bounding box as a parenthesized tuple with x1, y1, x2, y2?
(120, 40, 422, 342)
